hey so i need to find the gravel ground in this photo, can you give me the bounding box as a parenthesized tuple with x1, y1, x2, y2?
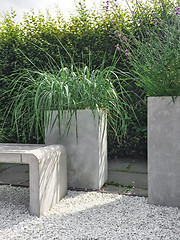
(0, 185, 180, 240)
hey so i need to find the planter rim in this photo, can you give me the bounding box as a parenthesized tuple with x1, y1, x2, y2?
(147, 96, 179, 98)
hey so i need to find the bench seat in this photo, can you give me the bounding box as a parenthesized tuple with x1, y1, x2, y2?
(0, 144, 67, 217)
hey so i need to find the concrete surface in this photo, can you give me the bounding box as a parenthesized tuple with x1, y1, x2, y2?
(148, 97, 180, 207)
(108, 171, 147, 189)
(0, 163, 29, 186)
(102, 159, 148, 196)
(45, 110, 107, 190)
(0, 144, 67, 217)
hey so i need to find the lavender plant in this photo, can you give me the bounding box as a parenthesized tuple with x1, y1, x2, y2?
(104, 0, 180, 97)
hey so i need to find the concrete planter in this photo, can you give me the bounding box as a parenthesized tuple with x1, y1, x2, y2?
(45, 109, 107, 190)
(148, 96, 180, 208)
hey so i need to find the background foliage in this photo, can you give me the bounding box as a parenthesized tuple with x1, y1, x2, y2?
(0, 0, 178, 158)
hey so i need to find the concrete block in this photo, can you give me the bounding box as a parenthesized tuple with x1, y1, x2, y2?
(45, 109, 107, 190)
(0, 144, 67, 217)
(148, 97, 180, 208)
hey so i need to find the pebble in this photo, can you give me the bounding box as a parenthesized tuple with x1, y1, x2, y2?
(0, 185, 180, 239)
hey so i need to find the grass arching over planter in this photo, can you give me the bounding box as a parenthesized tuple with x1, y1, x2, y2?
(7, 60, 133, 142)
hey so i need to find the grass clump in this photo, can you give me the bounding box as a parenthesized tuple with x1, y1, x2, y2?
(6, 58, 133, 142)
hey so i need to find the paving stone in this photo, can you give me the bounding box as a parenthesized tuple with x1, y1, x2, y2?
(129, 159, 147, 173)
(127, 187, 148, 197)
(101, 185, 129, 194)
(0, 163, 18, 172)
(0, 164, 29, 185)
(107, 171, 147, 189)
(108, 162, 129, 171)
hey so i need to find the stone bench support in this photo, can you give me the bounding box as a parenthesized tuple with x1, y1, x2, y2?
(0, 144, 67, 217)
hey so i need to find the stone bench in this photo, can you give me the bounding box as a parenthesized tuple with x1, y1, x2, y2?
(0, 144, 67, 217)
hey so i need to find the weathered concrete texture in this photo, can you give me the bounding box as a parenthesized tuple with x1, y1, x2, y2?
(148, 97, 180, 208)
(0, 144, 67, 217)
(45, 110, 107, 190)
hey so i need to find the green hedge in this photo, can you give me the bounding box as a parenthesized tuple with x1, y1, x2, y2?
(0, 0, 177, 158)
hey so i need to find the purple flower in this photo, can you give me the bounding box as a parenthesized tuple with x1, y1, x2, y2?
(106, 0, 109, 4)
(152, 12, 155, 15)
(146, 42, 148, 44)
(118, 15, 121, 18)
(175, 7, 180, 11)
(118, 34, 122, 37)
(116, 46, 120, 51)
(154, 18, 158, 23)
(150, 18, 153, 22)
(111, 20, 115, 23)
(131, 11, 134, 14)
(138, 19, 142, 23)
(122, 36, 128, 42)
(125, 49, 129, 56)
(106, 5, 109, 9)
(175, 11, 180, 15)
(114, 31, 117, 34)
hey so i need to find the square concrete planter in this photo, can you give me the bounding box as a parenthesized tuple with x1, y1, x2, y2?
(148, 96, 180, 208)
(45, 109, 107, 190)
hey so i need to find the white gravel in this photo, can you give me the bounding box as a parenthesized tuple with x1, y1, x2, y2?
(0, 185, 180, 240)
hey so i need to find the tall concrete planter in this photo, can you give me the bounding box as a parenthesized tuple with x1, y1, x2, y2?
(45, 109, 107, 190)
(148, 96, 180, 208)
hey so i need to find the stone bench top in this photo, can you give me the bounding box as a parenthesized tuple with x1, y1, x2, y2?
(0, 144, 46, 153)
(0, 144, 65, 164)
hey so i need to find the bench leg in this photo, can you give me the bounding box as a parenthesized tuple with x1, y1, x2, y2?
(22, 146, 67, 217)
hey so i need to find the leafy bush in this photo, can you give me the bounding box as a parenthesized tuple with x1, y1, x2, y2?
(1, 0, 178, 157)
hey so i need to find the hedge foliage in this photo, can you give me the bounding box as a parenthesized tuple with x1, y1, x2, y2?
(0, 0, 178, 158)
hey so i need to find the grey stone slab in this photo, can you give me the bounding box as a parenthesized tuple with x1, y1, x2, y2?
(0, 164, 29, 184)
(127, 187, 148, 197)
(0, 153, 21, 163)
(108, 162, 129, 171)
(108, 171, 147, 189)
(129, 160, 147, 173)
(101, 185, 148, 197)
(101, 185, 129, 193)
